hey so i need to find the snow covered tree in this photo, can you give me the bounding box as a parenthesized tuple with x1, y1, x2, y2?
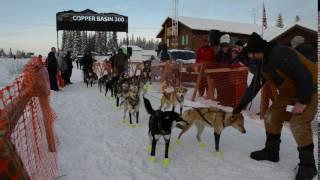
(65, 31, 73, 52)
(295, 15, 300, 23)
(0, 49, 6, 57)
(276, 14, 284, 28)
(8, 48, 13, 58)
(87, 33, 96, 53)
(16, 50, 22, 58)
(100, 32, 108, 55)
(81, 31, 88, 53)
(95, 32, 103, 55)
(108, 31, 118, 50)
(130, 34, 135, 45)
(61, 31, 67, 51)
(21, 51, 26, 58)
(73, 31, 82, 57)
(120, 37, 127, 46)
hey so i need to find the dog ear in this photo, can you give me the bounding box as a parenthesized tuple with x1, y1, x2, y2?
(183, 88, 188, 93)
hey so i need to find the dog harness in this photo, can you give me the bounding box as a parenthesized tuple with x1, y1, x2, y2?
(128, 95, 140, 108)
(193, 108, 226, 128)
(176, 96, 184, 104)
(163, 92, 171, 100)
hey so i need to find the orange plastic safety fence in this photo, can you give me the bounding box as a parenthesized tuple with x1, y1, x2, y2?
(0, 57, 59, 180)
(93, 62, 112, 76)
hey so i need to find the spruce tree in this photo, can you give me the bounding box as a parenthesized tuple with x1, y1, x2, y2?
(61, 31, 67, 51)
(73, 31, 82, 57)
(65, 31, 73, 52)
(295, 15, 300, 23)
(8, 48, 13, 58)
(276, 14, 284, 28)
(81, 31, 88, 54)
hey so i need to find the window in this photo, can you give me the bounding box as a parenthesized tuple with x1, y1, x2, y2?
(181, 35, 185, 45)
(185, 35, 189, 45)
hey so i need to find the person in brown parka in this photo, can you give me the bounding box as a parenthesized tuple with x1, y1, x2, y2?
(233, 33, 317, 180)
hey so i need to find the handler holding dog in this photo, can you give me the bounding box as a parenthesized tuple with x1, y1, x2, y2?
(233, 32, 317, 180)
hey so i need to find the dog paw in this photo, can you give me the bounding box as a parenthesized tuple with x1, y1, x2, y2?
(175, 139, 181, 145)
(149, 156, 157, 163)
(120, 119, 126, 125)
(128, 124, 135, 128)
(162, 159, 171, 167)
(147, 145, 152, 153)
(215, 151, 223, 158)
(199, 143, 206, 149)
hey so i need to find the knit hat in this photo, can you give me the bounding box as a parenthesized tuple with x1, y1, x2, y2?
(291, 36, 305, 48)
(246, 32, 268, 53)
(220, 34, 231, 44)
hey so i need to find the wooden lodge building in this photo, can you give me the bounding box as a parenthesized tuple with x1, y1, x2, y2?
(156, 16, 317, 51)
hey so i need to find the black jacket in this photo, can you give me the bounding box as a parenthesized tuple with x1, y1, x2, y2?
(233, 44, 313, 113)
(47, 52, 58, 73)
(216, 50, 232, 64)
(295, 43, 316, 63)
(64, 55, 73, 69)
(114, 52, 128, 75)
(81, 54, 94, 71)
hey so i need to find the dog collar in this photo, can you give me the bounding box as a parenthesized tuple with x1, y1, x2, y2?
(176, 96, 183, 103)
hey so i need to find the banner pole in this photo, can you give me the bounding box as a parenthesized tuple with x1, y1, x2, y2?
(57, 31, 59, 51)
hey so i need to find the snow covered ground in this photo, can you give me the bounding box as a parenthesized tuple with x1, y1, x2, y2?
(0, 58, 29, 88)
(50, 67, 318, 180)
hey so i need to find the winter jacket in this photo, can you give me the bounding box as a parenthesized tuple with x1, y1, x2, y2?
(238, 47, 250, 66)
(81, 54, 94, 71)
(47, 52, 58, 73)
(295, 43, 316, 63)
(114, 52, 128, 75)
(195, 46, 215, 64)
(58, 55, 67, 71)
(109, 55, 116, 68)
(233, 44, 316, 113)
(64, 55, 73, 70)
(216, 49, 232, 64)
(160, 49, 170, 61)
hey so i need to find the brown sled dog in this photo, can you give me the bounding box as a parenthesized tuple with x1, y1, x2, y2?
(159, 81, 188, 115)
(177, 107, 246, 154)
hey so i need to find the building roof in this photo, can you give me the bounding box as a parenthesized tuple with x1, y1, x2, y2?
(265, 22, 317, 41)
(157, 16, 316, 42)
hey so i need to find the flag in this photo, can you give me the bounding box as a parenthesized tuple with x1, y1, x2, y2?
(262, 2, 267, 29)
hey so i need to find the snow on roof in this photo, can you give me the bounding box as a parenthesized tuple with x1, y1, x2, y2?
(169, 49, 195, 53)
(121, 45, 143, 51)
(263, 22, 317, 41)
(176, 16, 282, 36)
(159, 16, 316, 42)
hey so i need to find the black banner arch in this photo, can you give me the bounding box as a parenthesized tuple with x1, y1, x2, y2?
(56, 9, 128, 32)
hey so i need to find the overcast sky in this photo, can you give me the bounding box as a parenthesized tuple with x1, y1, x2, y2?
(0, 0, 317, 55)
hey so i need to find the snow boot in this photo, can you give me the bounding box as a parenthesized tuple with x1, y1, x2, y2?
(250, 133, 280, 162)
(295, 144, 317, 180)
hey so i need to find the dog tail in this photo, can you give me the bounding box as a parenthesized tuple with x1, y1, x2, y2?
(143, 97, 154, 114)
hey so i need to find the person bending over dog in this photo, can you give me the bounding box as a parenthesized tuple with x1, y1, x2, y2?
(233, 33, 317, 180)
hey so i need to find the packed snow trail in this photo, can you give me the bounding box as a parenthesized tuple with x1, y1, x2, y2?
(51, 67, 318, 180)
